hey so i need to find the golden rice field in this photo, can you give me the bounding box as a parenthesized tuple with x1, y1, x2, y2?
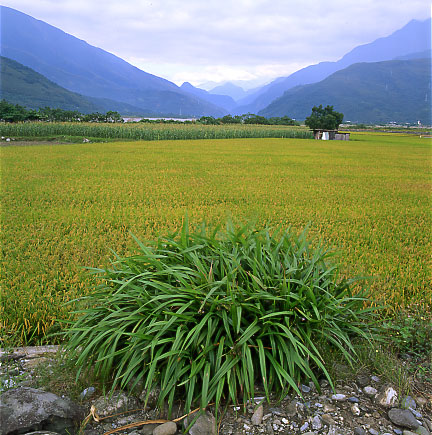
(0, 132, 431, 344)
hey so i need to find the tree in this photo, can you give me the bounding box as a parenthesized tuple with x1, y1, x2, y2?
(304, 105, 343, 130)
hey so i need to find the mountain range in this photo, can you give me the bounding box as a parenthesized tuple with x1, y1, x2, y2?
(1, 5, 430, 123)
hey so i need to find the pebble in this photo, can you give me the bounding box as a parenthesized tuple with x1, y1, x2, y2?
(301, 384, 311, 393)
(351, 403, 361, 416)
(331, 394, 346, 401)
(300, 422, 309, 431)
(152, 421, 177, 435)
(415, 427, 431, 435)
(401, 396, 416, 410)
(312, 415, 322, 430)
(348, 397, 360, 403)
(388, 409, 420, 430)
(371, 376, 380, 383)
(322, 414, 337, 426)
(354, 428, 366, 435)
(369, 429, 379, 435)
(363, 386, 378, 397)
(251, 405, 264, 425)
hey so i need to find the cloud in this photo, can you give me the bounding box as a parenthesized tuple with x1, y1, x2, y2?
(2, 0, 430, 84)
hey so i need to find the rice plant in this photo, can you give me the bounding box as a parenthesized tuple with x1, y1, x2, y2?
(65, 219, 373, 414)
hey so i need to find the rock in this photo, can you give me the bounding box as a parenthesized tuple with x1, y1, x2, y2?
(301, 384, 311, 393)
(93, 391, 140, 417)
(424, 420, 432, 432)
(357, 375, 370, 387)
(184, 411, 216, 435)
(351, 403, 361, 416)
(410, 408, 422, 419)
(403, 432, 417, 435)
(0, 387, 83, 435)
(312, 415, 322, 430)
(369, 429, 379, 435)
(415, 427, 431, 435)
(322, 414, 336, 426)
(371, 376, 380, 383)
(363, 386, 378, 397)
(401, 396, 416, 410)
(388, 409, 420, 430)
(331, 393, 346, 401)
(354, 428, 366, 435)
(23, 433, 62, 435)
(375, 386, 398, 408)
(323, 403, 337, 413)
(139, 385, 161, 409)
(153, 421, 177, 435)
(79, 386, 96, 400)
(251, 405, 264, 425)
(286, 400, 297, 417)
(141, 424, 160, 435)
(348, 397, 360, 403)
(300, 422, 309, 431)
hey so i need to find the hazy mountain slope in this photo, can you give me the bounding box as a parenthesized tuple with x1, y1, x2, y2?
(180, 82, 236, 111)
(0, 56, 157, 115)
(0, 6, 226, 116)
(259, 58, 431, 124)
(235, 18, 431, 114)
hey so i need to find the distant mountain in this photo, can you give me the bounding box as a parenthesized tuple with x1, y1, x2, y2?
(259, 58, 431, 124)
(208, 83, 247, 101)
(235, 18, 431, 114)
(180, 82, 237, 111)
(0, 6, 226, 117)
(0, 56, 158, 115)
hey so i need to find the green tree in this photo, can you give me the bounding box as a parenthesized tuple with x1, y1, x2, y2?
(305, 105, 343, 130)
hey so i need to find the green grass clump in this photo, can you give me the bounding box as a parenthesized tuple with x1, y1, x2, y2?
(65, 220, 372, 414)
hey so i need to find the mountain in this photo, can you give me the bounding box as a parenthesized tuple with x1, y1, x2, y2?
(0, 6, 226, 117)
(208, 83, 248, 101)
(0, 56, 160, 115)
(180, 82, 236, 111)
(259, 58, 431, 124)
(235, 18, 431, 114)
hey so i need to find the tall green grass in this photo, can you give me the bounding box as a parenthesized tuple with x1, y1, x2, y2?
(0, 122, 313, 140)
(65, 220, 372, 414)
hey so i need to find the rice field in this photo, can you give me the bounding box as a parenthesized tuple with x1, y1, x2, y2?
(0, 132, 431, 345)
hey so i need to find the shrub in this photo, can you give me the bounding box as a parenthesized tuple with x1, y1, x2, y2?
(65, 219, 372, 414)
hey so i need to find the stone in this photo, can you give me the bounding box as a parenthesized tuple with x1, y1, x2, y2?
(93, 391, 140, 417)
(388, 409, 420, 430)
(351, 403, 361, 416)
(401, 396, 416, 410)
(153, 421, 177, 435)
(286, 400, 297, 417)
(184, 411, 216, 435)
(354, 428, 366, 435)
(322, 414, 337, 426)
(79, 386, 96, 400)
(363, 386, 378, 397)
(300, 422, 309, 431)
(301, 384, 311, 393)
(403, 432, 417, 435)
(348, 397, 360, 403)
(371, 376, 380, 383)
(357, 375, 370, 387)
(23, 433, 62, 435)
(369, 429, 379, 435)
(415, 427, 431, 435)
(424, 420, 432, 432)
(139, 385, 161, 409)
(0, 387, 83, 435)
(312, 415, 322, 430)
(141, 424, 160, 435)
(375, 386, 398, 408)
(251, 405, 264, 425)
(331, 394, 346, 401)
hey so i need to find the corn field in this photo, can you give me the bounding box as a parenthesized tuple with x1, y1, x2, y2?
(0, 122, 313, 140)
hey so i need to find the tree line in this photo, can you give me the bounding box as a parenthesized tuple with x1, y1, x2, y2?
(0, 100, 123, 123)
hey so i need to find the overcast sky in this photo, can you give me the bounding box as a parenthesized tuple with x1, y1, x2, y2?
(2, 0, 430, 88)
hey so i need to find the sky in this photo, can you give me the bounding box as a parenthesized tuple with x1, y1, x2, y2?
(2, 0, 431, 89)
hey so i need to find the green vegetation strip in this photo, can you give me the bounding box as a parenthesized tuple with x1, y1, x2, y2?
(0, 133, 430, 345)
(0, 122, 312, 141)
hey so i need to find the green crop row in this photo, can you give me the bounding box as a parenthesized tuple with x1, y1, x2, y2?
(0, 122, 313, 140)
